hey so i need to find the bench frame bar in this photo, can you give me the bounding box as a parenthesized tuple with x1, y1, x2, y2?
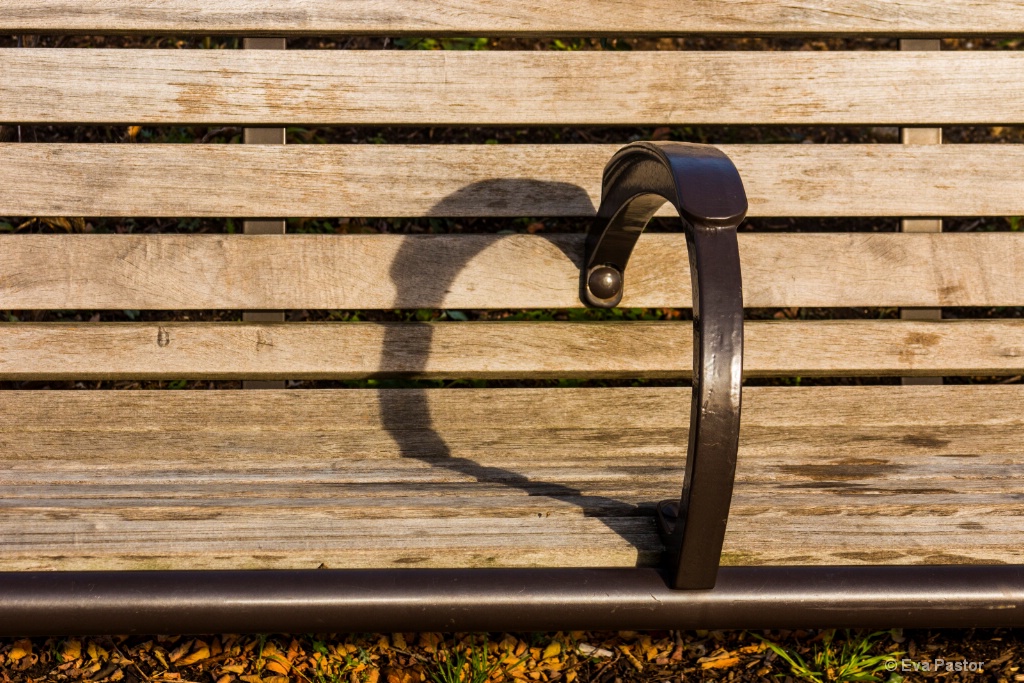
(2, 566, 1022, 635)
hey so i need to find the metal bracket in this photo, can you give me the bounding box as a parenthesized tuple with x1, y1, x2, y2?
(581, 141, 747, 590)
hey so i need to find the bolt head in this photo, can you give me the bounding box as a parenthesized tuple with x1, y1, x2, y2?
(588, 266, 622, 301)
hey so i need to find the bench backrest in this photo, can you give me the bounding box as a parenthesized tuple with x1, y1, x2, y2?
(1, 5, 1022, 393)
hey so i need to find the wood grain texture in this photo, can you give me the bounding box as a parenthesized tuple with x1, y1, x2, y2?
(4, 1, 1023, 35)
(3, 50, 1024, 125)
(3, 144, 1023, 217)
(2, 233, 1022, 310)
(0, 386, 1021, 570)
(3, 320, 1024, 380)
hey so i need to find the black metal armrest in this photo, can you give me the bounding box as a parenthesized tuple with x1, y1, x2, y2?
(581, 142, 747, 590)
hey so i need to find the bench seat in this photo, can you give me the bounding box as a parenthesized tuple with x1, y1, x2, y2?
(4, 386, 1021, 571)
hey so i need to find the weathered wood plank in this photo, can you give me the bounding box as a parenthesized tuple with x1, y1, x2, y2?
(5, 386, 1019, 431)
(2, 425, 1020, 462)
(3, 481, 1020, 501)
(2, 320, 1023, 380)
(4, 1, 1022, 35)
(2, 425, 1022, 480)
(2, 234, 1022, 310)
(0, 386, 1020, 569)
(3, 50, 1024, 125)
(0, 514, 659, 571)
(3, 144, 1023, 218)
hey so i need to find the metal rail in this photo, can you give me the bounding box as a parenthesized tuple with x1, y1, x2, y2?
(2, 566, 1023, 636)
(582, 141, 747, 589)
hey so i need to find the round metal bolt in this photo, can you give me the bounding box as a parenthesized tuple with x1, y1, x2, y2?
(658, 500, 680, 521)
(656, 499, 680, 537)
(588, 266, 622, 301)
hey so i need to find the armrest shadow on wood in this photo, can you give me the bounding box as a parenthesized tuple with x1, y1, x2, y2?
(581, 141, 748, 589)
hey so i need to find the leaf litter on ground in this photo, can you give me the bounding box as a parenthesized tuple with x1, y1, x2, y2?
(0, 629, 1018, 683)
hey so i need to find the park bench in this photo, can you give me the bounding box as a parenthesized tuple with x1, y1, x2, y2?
(1, 1, 1024, 635)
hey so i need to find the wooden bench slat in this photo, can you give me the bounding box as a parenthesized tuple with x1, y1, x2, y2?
(5, 1, 1024, 35)
(3, 320, 1023, 380)
(4, 50, 1024, 125)
(1, 386, 1020, 570)
(7, 386, 1019, 432)
(1, 425, 1016, 461)
(3, 233, 1022, 310)
(4, 144, 1023, 218)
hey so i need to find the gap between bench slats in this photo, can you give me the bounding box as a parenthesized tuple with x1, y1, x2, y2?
(2, 320, 1023, 380)
(3, 51, 1024, 125)
(3, 144, 1023, 218)
(5, 0, 1023, 35)
(0, 386, 1020, 570)
(2, 233, 1022, 310)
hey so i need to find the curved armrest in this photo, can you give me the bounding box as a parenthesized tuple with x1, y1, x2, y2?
(581, 142, 747, 590)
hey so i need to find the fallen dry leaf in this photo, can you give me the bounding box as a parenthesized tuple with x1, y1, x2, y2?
(698, 654, 740, 670)
(618, 645, 644, 672)
(178, 647, 210, 667)
(639, 636, 656, 661)
(168, 641, 194, 664)
(264, 658, 289, 676)
(418, 633, 442, 654)
(62, 640, 82, 662)
(8, 641, 31, 662)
